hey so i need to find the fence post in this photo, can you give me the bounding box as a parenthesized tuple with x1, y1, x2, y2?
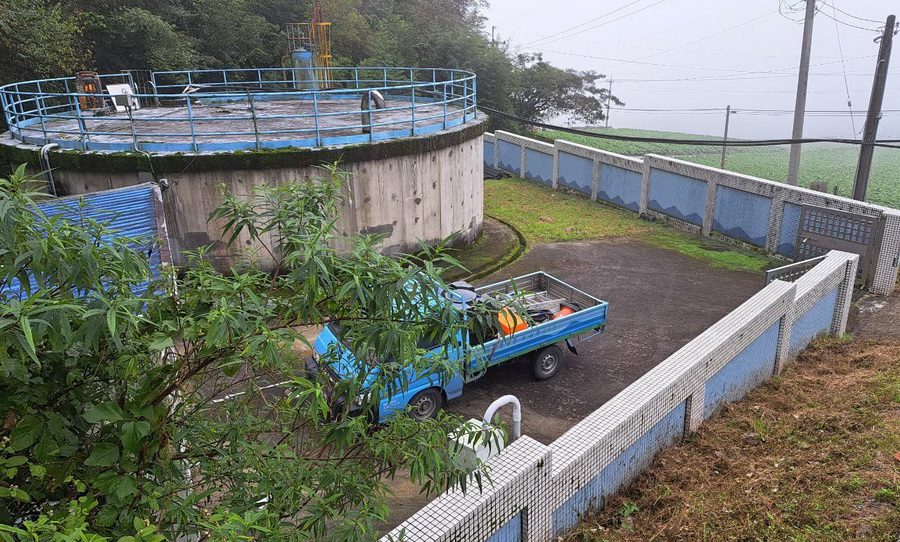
(551, 143, 559, 189)
(639, 157, 651, 215)
(472, 76, 477, 120)
(765, 194, 786, 255)
(701, 177, 718, 237)
(832, 253, 859, 335)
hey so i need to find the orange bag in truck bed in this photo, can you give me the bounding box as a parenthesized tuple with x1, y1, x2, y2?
(498, 308, 528, 335)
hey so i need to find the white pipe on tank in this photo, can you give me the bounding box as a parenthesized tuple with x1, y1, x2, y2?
(40, 143, 59, 197)
(483, 394, 521, 442)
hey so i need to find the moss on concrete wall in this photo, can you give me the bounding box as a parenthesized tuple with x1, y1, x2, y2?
(0, 119, 487, 174)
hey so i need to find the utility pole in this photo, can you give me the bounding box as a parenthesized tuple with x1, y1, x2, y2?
(786, 0, 817, 185)
(492, 26, 496, 46)
(853, 14, 895, 201)
(605, 78, 612, 128)
(720, 105, 731, 169)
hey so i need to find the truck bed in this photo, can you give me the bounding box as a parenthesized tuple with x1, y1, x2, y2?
(467, 272, 608, 378)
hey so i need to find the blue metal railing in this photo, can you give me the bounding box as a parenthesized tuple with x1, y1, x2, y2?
(0, 67, 478, 152)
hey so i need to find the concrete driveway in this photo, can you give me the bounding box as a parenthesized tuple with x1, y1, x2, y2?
(380, 238, 763, 530)
(448, 238, 762, 444)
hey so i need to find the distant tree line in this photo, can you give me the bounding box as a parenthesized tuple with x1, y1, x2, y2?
(0, 0, 620, 129)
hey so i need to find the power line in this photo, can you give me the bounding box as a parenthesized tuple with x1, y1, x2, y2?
(819, 0, 882, 24)
(513, 0, 646, 48)
(497, 0, 564, 26)
(517, 0, 669, 49)
(636, 10, 778, 60)
(818, 9, 880, 32)
(540, 49, 875, 76)
(479, 105, 900, 149)
(829, 0, 858, 136)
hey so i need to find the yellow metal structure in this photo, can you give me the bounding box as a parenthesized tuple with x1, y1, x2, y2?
(286, 2, 333, 88)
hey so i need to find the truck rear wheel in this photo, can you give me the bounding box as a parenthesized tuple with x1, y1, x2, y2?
(408, 388, 443, 421)
(532, 344, 563, 380)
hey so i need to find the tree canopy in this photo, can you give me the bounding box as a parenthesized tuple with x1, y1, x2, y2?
(0, 165, 509, 540)
(0, 0, 621, 128)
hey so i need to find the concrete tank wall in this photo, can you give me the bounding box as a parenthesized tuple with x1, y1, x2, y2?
(1, 119, 486, 270)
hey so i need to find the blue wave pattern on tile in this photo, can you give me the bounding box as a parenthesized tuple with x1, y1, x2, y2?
(598, 163, 641, 212)
(713, 185, 772, 246)
(557, 151, 593, 195)
(483, 140, 495, 166)
(485, 513, 522, 542)
(498, 141, 521, 174)
(552, 401, 686, 536)
(789, 286, 838, 356)
(703, 321, 779, 419)
(778, 202, 802, 257)
(647, 169, 707, 225)
(524, 148, 554, 186)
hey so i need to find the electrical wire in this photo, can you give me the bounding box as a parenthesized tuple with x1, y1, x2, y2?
(819, 0, 882, 24)
(517, 0, 669, 50)
(818, 9, 881, 33)
(513, 0, 646, 49)
(497, 0, 563, 26)
(829, 0, 858, 136)
(478, 105, 900, 149)
(635, 10, 778, 60)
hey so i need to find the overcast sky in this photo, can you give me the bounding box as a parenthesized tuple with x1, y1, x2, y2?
(483, 0, 899, 139)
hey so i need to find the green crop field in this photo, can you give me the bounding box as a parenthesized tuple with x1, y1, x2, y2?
(538, 127, 900, 209)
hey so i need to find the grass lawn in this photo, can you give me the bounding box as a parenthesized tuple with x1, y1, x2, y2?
(484, 178, 772, 274)
(538, 128, 900, 209)
(562, 337, 900, 542)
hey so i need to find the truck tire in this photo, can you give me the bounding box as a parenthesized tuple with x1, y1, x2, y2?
(532, 344, 563, 380)
(408, 388, 443, 421)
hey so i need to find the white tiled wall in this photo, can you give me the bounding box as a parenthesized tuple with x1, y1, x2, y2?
(483, 132, 898, 295)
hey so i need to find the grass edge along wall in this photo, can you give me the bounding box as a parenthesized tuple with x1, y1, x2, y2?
(382, 250, 859, 542)
(483, 130, 900, 297)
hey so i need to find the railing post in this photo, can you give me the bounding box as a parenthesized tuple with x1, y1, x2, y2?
(185, 96, 198, 152)
(257, 69, 263, 89)
(127, 106, 139, 151)
(472, 76, 477, 119)
(463, 78, 468, 120)
(312, 92, 321, 146)
(223, 70, 229, 92)
(73, 95, 89, 149)
(383, 68, 387, 89)
(354, 68, 359, 89)
(410, 85, 416, 136)
(367, 91, 374, 142)
(442, 83, 447, 130)
(248, 91, 261, 150)
(35, 81, 48, 141)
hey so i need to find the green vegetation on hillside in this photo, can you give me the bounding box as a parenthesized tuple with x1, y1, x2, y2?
(540, 127, 900, 209)
(484, 178, 771, 273)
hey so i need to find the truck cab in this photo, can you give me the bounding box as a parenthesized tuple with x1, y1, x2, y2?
(311, 272, 608, 422)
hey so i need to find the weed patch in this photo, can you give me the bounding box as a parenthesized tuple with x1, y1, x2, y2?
(563, 338, 900, 542)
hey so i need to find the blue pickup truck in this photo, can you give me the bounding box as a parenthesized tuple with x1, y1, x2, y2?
(311, 272, 608, 422)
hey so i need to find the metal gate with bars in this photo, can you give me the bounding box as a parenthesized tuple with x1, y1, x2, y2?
(795, 204, 884, 287)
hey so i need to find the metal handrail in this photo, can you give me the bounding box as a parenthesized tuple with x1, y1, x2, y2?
(0, 67, 478, 152)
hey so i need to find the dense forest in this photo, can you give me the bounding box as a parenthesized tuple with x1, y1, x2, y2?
(0, 0, 620, 127)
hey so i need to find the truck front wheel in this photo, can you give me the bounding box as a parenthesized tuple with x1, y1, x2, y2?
(532, 344, 563, 380)
(408, 388, 443, 421)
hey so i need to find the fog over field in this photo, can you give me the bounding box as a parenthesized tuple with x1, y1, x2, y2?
(485, 0, 899, 140)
